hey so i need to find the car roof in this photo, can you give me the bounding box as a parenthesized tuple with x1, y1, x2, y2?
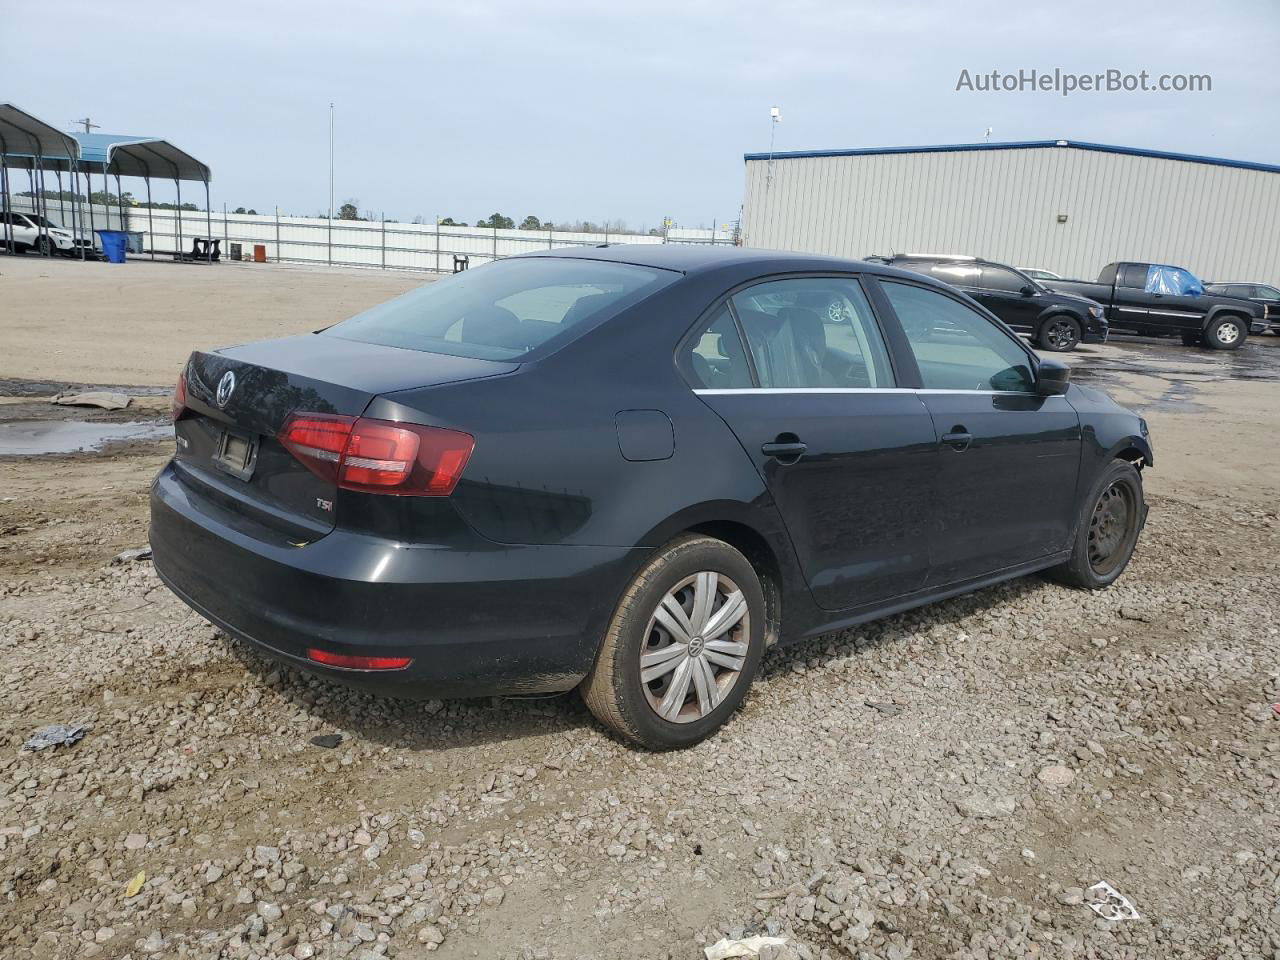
(511, 242, 916, 278)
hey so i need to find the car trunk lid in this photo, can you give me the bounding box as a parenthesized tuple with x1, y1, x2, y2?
(172, 334, 516, 539)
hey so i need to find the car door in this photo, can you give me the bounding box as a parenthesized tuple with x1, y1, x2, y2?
(1248, 285, 1280, 327)
(686, 275, 938, 611)
(1108, 262, 1153, 329)
(10, 214, 37, 249)
(1144, 265, 1207, 331)
(972, 265, 1041, 334)
(871, 278, 1081, 586)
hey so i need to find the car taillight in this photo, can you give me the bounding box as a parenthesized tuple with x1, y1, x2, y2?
(306, 648, 412, 670)
(278, 413, 473, 496)
(171, 370, 188, 421)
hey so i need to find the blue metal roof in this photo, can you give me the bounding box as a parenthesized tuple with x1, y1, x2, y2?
(71, 132, 158, 167)
(6, 130, 211, 181)
(743, 139, 1280, 175)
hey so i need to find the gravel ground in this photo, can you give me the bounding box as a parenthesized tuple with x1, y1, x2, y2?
(0, 262, 1277, 958)
(1, 475, 1276, 960)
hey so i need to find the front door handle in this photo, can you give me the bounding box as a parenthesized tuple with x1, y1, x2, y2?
(761, 439, 807, 462)
(941, 428, 972, 452)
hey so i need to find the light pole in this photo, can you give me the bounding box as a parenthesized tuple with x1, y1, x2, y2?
(766, 106, 781, 186)
(328, 102, 334, 265)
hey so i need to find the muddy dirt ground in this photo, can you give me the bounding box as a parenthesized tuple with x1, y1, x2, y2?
(0, 256, 1277, 960)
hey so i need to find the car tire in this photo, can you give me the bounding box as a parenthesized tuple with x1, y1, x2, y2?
(36, 236, 53, 256)
(1048, 459, 1144, 590)
(1180, 331, 1202, 346)
(1203, 316, 1246, 350)
(1037, 315, 1081, 352)
(580, 534, 765, 750)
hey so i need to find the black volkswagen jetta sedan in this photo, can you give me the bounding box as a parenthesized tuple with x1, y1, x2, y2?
(152, 245, 1152, 749)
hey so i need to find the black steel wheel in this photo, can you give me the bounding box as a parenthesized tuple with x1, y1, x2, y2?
(1048, 459, 1145, 590)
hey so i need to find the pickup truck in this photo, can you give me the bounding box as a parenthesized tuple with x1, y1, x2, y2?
(1048, 262, 1264, 350)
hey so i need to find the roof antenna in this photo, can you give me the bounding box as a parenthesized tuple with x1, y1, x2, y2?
(983, 126, 993, 142)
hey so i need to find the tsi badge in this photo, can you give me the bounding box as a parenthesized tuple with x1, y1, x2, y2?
(315, 498, 334, 513)
(215, 370, 237, 408)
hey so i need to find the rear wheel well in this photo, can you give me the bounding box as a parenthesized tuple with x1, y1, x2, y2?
(686, 520, 783, 647)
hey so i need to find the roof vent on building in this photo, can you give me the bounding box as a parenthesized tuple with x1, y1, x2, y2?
(1055, 139, 1069, 146)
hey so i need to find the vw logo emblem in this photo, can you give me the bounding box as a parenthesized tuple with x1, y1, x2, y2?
(215, 371, 237, 408)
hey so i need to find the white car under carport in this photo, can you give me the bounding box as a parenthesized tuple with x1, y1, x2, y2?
(1, 211, 91, 256)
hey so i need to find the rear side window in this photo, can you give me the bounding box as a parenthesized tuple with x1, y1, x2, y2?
(929, 263, 980, 287)
(324, 258, 678, 361)
(729, 277, 894, 389)
(1118, 264, 1148, 289)
(686, 304, 753, 389)
(977, 266, 1029, 292)
(880, 281, 1034, 393)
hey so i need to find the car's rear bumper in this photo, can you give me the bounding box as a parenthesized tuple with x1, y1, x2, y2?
(150, 461, 646, 698)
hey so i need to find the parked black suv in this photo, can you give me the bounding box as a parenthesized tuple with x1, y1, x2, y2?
(1051, 262, 1264, 349)
(865, 255, 1107, 351)
(1203, 282, 1280, 335)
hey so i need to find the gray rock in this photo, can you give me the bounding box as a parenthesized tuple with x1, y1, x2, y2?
(955, 794, 1017, 819)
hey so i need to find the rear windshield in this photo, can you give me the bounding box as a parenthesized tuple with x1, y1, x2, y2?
(323, 257, 678, 361)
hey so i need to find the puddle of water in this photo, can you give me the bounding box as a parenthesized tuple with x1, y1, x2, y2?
(1067, 338, 1280, 412)
(0, 420, 171, 455)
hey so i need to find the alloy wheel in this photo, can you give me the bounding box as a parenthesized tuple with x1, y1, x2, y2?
(1045, 319, 1078, 350)
(1087, 480, 1136, 576)
(1214, 321, 1241, 346)
(640, 571, 750, 723)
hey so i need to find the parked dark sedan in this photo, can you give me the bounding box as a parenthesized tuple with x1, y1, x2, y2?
(867, 254, 1108, 351)
(152, 245, 1152, 749)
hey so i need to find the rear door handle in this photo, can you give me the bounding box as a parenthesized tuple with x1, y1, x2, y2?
(761, 440, 807, 461)
(941, 429, 972, 451)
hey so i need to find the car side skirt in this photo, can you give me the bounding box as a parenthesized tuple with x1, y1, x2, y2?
(787, 550, 1072, 643)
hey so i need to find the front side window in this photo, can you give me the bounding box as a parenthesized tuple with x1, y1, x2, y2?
(325, 257, 678, 361)
(1145, 265, 1203, 296)
(880, 281, 1034, 393)
(1253, 285, 1280, 301)
(728, 277, 894, 388)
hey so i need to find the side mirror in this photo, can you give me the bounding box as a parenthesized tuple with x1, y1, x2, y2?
(1036, 357, 1071, 396)
(1020, 285, 1037, 297)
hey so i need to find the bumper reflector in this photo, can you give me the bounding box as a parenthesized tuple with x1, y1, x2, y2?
(305, 648, 412, 670)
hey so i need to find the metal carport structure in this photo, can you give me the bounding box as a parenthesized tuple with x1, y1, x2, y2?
(0, 103, 82, 257)
(73, 132, 214, 261)
(0, 104, 214, 262)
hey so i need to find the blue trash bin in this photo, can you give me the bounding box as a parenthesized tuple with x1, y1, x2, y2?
(96, 230, 128, 264)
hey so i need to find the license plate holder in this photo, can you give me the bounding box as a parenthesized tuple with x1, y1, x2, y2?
(214, 429, 257, 481)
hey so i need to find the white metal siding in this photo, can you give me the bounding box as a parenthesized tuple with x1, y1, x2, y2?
(741, 146, 1280, 287)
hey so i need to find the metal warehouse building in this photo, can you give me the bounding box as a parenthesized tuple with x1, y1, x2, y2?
(740, 140, 1280, 286)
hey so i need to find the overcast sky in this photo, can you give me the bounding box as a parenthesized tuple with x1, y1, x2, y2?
(4, 0, 1277, 230)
